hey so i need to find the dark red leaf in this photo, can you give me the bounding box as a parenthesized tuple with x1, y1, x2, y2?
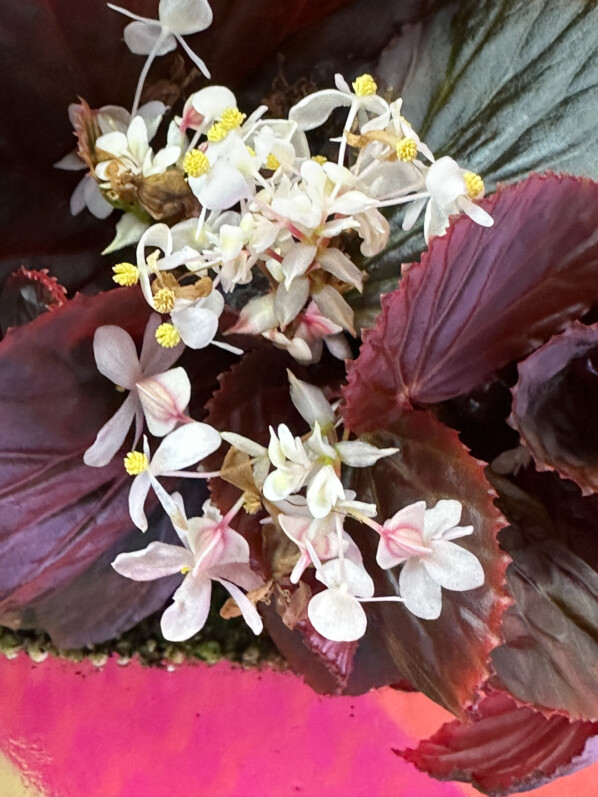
(511, 321, 598, 494)
(488, 467, 598, 721)
(343, 175, 598, 433)
(346, 410, 509, 714)
(22, 476, 209, 649)
(0, 286, 234, 628)
(0, 267, 67, 335)
(400, 690, 598, 796)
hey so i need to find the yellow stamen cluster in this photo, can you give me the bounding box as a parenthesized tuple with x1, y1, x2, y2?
(153, 288, 176, 313)
(181, 566, 191, 574)
(207, 122, 228, 142)
(219, 107, 246, 131)
(463, 171, 484, 199)
(124, 451, 149, 476)
(395, 137, 418, 163)
(246, 145, 256, 157)
(112, 262, 139, 286)
(155, 322, 181, 348)
(183, 148, 210, 178)
(312, 155, 327, 165)
(265, 153, 280, 171)
(352, 74, 377, 97)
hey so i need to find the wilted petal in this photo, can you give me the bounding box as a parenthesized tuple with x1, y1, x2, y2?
(160, 571, 212, 641)
(136, 367, 190, 436)
(151, 421, 221, 474)
(93, 325, 141, 388)
(112, 541, 193, 580)
(399, 558, 443, 620)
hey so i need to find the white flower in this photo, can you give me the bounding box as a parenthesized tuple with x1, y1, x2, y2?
(108, 0, 213, 117)
(126, 425, 221, 531)
(422, 157, 494, 242)
(112, 495, 262, 641)
(262, 425, 313, 502)
(308, 557, 375, 642)
(376, 499, 485, 620)
(95, 116, 180, 180)
(84, 315, 185, 467)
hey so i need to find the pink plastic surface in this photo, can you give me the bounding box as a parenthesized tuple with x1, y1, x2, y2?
(0, 654, 596, 797)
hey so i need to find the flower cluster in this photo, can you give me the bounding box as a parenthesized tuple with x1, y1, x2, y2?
(58, 0, 493, 366)
(69, 0, 486, 646)
(84, 317, 484, 643)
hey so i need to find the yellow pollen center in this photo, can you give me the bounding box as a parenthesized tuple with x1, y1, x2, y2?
(463, 171, 484, 199)
(124, 451, 149, 476)
(112, 262, 139, 286)
(181, 566, 191, 574)
(183, 148, 210, 178)
(155, 322, 181, 348)
(153, 288, 176, 313)
(219, 107, 246, 131)
(207, 122, 228, 142)
(395, 137, 418, 162)
(246, 145, 256, 157)
(265, 153, 280, 171)
(311, 155, 327, 165)
(352, 73, 377, 97)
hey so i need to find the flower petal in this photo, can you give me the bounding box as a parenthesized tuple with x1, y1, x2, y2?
(215, 578, 263, 634)
(128, 471, 152, 532)
(84, 392, 138, 467)
(136, 367, 190, 437)
(123, 20, 177, 55)
(422, 499, 463, 541)
(287, 372, 335, 429)
(151, 421, 221, 474)
(423, 541, 484, 592)
(160, 571, 212, 641)
(159, 0, 213, 35)
(335, 440, 398, 467)
(288, 90, 351, 131)
(170, 304, 220, 349)
(306, 465, 345, 519)
(93, 325, 141, 388)
(308, 587, 367, 642)
(399, 558, 443, 620)
(112, 541, 193, 580)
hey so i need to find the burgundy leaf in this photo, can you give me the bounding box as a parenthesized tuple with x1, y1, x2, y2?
(346, 410, 509, 715)
(343, 174, 598, 433)
(488, 467, 598, 721)
(0, 286, 233, 626)
(400, 690, 598, 796)
(0, 267, 67, 335)
(22, 475, 210, 649)
(511, 321, 598, 494)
